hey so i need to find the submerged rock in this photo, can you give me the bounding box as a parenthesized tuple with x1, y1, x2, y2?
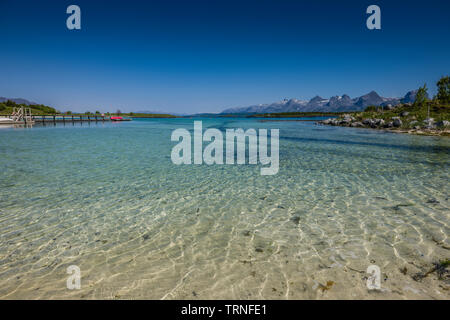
(242, 230, 251, 237)
(290, 215, 301, 225)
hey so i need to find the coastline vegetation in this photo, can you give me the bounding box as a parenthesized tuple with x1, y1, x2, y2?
(356, 100, 449, 126)
(326, 76, 450, 136)
(0, 100, 58, 115)
(0, 100, 178, 118)
(1, 76, 448, 124)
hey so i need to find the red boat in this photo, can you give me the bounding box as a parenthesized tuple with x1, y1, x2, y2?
(110, 116, 124, 121)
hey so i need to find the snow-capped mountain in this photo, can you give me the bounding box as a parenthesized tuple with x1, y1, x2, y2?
(221, 90, 423, 114)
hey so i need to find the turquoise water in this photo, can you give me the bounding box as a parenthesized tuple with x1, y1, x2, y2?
(0, 118, 449, 299)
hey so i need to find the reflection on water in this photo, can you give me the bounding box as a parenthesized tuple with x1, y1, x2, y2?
(0, 124, 34, 129)
(0, 118, 448, 299)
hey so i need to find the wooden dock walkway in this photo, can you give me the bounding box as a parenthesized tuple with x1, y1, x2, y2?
(0, 114, 131, 125)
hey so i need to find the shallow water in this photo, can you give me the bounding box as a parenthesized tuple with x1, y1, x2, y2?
(0, 118, 449, 299)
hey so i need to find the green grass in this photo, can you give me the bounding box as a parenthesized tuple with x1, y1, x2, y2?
(0, 105, 57, 115)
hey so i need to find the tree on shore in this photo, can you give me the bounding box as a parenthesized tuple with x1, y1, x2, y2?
(414, 84, 430, 118)
(414, 84, 428, 107)
(436, 76, 450, 104)
(5, 100, 15, 107)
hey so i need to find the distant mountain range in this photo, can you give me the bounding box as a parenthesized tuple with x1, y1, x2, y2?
(221, 89, 427, 114)
(0, 97, 37, 105)
(1, 89, 428, 115)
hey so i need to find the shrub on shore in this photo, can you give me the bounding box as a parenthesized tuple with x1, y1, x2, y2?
(436, 76, 450, 104)
(0, 100, 57, 115)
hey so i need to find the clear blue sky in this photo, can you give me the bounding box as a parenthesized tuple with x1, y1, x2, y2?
(0, 0, 449, 113)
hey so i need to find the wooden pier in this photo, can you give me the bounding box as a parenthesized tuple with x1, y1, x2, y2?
(34, 115, 108, 124)
(0, 114, 132, 125)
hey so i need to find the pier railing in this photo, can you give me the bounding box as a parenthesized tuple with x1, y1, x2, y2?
(31, 115, 110, 123)
(0, 113, 133, 125)
(0, 114, 116, 123)
(4, 106, 35, 124)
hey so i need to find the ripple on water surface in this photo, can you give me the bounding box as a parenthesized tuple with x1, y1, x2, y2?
(0, 119, 449, 299)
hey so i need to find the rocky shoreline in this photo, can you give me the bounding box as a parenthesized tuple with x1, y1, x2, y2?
(317, 111, 450, 137)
